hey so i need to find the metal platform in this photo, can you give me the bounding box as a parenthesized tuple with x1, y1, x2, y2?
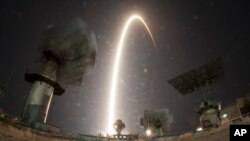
(168, 58, 224, 95)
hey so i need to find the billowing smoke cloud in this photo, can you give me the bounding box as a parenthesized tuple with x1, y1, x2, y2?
(39, 18, 97, 85)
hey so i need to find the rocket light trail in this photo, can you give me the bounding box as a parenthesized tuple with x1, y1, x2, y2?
(107, 15, 156, 134)
(44, 92, 53, 123)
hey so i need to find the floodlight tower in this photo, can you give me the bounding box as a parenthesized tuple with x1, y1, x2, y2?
(168, 58, 224, 129)
(141, 109, 173, 137)
(113, 119, 125, 136)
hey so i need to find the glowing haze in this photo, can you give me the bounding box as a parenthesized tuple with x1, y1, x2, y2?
(107, 15, 156, 134)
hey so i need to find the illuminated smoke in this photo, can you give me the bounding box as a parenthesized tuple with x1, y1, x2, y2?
(39, 18, 97, 85)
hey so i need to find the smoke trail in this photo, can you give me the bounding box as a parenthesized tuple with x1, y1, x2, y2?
(107, 15, 156, 134)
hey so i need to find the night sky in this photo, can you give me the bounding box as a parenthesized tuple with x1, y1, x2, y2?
(0, 0, 250, 136)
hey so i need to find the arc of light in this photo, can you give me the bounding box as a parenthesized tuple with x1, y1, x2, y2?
(107, 15, 156, 134)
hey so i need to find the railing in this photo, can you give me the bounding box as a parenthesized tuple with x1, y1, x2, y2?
(229, 112, 250, 123)
(108, 134, 138, 141)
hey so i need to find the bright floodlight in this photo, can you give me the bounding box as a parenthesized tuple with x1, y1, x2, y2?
(196, 127, 203, 132)
(221, 114, 227, 119)
(222, 114, 228, 118)
(145, 129, 152, 136)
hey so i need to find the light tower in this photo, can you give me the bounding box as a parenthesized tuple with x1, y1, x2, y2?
(113, 119, 125, 136)
(168, 58, 224, 129)
(141, 109, 173, 137)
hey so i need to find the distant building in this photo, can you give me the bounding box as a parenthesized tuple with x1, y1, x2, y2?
(221, 95, 250, 123)
(221, 103, 240, 122)
(236, 95, 250, 116)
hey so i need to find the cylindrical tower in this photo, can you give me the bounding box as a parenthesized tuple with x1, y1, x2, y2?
(22, 52, 65, 125)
